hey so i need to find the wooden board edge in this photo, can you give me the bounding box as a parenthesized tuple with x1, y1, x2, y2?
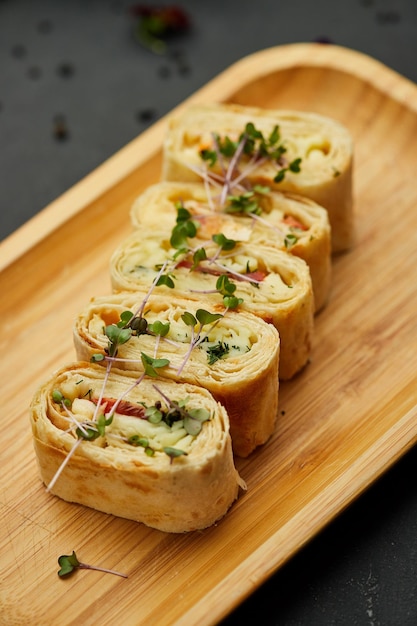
(176, 400, 417, 626)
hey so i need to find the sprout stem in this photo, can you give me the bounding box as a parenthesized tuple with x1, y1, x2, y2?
(78, 562, 128, 578)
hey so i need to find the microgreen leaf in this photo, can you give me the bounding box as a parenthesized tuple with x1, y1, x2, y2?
(191, 246, 207, 269)
(145, 406, 163, 423)
(183, 408, 210, 436)
(52, 389, 64, 403)
(181, 311, 197, 327)
(58, 550, 127, 579)
(128, 435, 149, 447)
(148, 320, 170, 337)
(170, 204, 198, 249)
(284, 233, 299, 248)
(197, 120, 302, 195)
(200, 148, 217, 166)
(216, 275, 236, 295)
(106, 325, 132, 345)
(289, 157, 302, 173)
(96, 413, 114, 437)
(223, 295, 243, 309)
(212, 232, 236, 251)
(254, 184, 270, 194)
(76, 425, 99, 441)
(273, 157, 303, 183)
(175, 204, 192, 221)
(141, 352, 169, 377)
(105, 324, 132, 357)
(118, 310, 134, 327)
(52, 389, 71, 407)
(156, 273, 175, 288)
(128, 435, 155, 455)
(163, 447, 188, 462)
(225, 191, 262, 216)
(273, 169, 286, 183)
(58, 551, 80, 577)
(195, 309, 223, 325)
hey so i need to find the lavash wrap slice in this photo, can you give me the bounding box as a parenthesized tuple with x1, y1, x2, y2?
(109, 226, 314, 381)
(30, 362, 242, 533)
(161, 102, 353, 252)
(130, 180, 331, 312)
(73, 290, 280, 457)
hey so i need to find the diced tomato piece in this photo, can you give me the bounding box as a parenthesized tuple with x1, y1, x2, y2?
(282, 215, 308, 230)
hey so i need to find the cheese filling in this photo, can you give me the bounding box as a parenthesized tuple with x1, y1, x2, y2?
(87, 307, 254, 363)
(51, 375, 201, 454)
(117, 237, 295, 303)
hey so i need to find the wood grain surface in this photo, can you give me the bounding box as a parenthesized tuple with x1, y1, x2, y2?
(1, 43, 417, 626)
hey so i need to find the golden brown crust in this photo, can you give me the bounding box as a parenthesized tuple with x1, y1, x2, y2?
(161, 102, 354, 252)
(30, 362, 243, 532)
(73, 290, 280, 457)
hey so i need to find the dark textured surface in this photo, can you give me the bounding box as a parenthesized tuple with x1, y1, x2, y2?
(2, 2, 417, 624)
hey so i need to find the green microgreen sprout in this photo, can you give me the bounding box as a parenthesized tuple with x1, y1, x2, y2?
(163, 447, 188, 464)
(159, 204, 249, 308)
(105, 323, 132, 358)
(52, 389, 71, 407)
(140, 351, 170, 377)
(152, 384, 211, 438)
(273, 157, 302, 183)
(284, 233, 299, 249)
(176, 308, 223, 374)
(170, 203, 198, 249)
(199, 122, 302, 201)
(128, 435, 155, 456)
(57, 550, 127, 579)
(75, 412, 114, 441)
(215, 275, 244, 310)
(225, 190, 263, 216)
(147, 320, 170, 337)
(190, 245, 207, 270)
(155, 272, 176, 288)
(211, 232, 236, 251)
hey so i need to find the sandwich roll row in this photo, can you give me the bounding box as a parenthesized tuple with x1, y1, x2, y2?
(30, 101, 354, 532)
(30, 363, 243, 533)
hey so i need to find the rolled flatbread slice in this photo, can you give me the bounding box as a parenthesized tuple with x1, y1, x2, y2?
(161, 102, 353, 252)
(73, 290, 280, 457)
(130, 180, 331, 312)
(109, 225, 314, 380)
(30, 362, 243, 533)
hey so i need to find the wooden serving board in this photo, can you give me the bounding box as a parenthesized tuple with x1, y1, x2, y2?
(1, 43, 417, 625)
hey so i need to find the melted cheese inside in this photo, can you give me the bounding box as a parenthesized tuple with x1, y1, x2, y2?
(117, 235, 294, 304)
(53, 375, 197, 454)
(88, 305, 254, 363)
(167, 315, 252, 360)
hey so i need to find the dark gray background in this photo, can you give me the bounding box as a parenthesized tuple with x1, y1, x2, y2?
(1, 1, 417, 625)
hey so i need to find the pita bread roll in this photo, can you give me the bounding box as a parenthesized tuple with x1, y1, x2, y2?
(30, 362, 243, 533)
(73, 290, 280, 457)
(109, 226, 314, 380)
(130, 180, 331, 312)
(161, 102, 353, 252)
